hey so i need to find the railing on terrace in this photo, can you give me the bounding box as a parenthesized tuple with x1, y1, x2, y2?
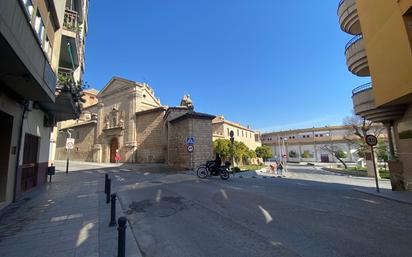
(63, 9, 78, 32)
(352, 82, 372, 95)
(345, 34, 363, 51)
(57, 68, 75, 91)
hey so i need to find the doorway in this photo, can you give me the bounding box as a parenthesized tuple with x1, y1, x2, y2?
(321, 154, 330, 163)
(21, 134, 39, 192)
(110, 137, 119, 163)
(0, 111, 13, 202)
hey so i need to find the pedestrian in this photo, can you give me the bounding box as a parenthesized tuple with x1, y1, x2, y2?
(115, 149, 121, 163)
(278, 161, 284, 176)
(269, 163, 277, 174)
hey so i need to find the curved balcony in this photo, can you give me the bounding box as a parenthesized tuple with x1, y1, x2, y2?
(338, 0, 361, 35)
(345, 35, 370, 77)
(352, 83, 406, 122)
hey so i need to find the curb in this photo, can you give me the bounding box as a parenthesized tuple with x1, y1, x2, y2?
(353, 188, 412, 206)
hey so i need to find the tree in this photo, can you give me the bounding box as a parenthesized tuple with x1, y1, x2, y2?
(376, 140, 389, 162)
(301, 150, 313, 159)
(213, 139, 231, 159)
(255, 146, 272, 161)
(320, 146, 348, 169)
(233, 141, 249, 161)
(289, 150, 298, 158)
(343, 113, 385, 159)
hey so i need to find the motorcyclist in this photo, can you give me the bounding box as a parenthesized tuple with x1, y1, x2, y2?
(212, 153, 222, 175)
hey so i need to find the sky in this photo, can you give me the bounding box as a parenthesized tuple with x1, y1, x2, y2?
(83, 0, 370, 132)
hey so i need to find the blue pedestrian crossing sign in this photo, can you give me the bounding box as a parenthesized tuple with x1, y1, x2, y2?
(186, 137, 195, 145)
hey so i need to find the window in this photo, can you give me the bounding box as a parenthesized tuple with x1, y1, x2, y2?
(237, 129, 239, 136)
(21, 0, 34, 20)
(227, 128, 230, 136)
(320, 134, 324, 137)
(34, 12, 45, 44)
(44, 37, 53, 61)
(242, 131, 244, 137)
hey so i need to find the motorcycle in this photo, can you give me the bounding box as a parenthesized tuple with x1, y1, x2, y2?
(196, 161, 231, 180)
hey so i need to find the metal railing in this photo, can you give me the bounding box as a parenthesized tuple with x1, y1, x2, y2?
(345, 34, 363, 51)
(63, 9, 78, 32)
(352, 82, 372, 95)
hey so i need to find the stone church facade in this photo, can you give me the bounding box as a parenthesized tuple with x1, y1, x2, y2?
(56, 77, 215, 169)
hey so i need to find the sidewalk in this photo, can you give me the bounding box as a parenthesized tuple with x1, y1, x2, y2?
(353, 188, 412, 206)
(0, 167, 141, 257)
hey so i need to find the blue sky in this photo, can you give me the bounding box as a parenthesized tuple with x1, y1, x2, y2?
(84, 0, 370, 132)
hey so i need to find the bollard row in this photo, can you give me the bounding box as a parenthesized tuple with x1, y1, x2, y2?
(104, 173, 128, 257)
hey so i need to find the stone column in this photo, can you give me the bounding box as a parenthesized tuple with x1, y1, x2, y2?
(124, 88, 138, 162)
(384, 121, 396, 160)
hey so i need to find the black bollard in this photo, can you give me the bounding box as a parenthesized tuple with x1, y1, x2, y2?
(109, 193, 117, 227)
(117, 217, 127, 257)
(104, 174, 109, 194)
(106, 178, 111, 204)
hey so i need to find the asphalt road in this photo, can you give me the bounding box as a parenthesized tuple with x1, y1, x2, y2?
(56, 161, 412, 257)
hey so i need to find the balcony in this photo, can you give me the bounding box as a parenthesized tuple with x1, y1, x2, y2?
(61, 9, 80, 70)
(352, 83, 406, 122)
(0, 0, 56, 103)
(41, 68, 83, 121)
(338, 0, 361, 35)
(345, 35, 370, 77)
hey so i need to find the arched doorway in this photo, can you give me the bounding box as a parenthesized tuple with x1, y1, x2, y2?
(110, 137, 119, 163)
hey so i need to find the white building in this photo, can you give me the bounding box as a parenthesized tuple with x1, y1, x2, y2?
(262, 126, 367, 163)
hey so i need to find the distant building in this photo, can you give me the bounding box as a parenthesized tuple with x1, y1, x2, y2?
(212, 116, 262, 150)
(262, 126, 377, 163)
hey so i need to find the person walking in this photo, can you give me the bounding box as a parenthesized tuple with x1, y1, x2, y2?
(115, 149, 121, 163)
(277, 161, 283, 176)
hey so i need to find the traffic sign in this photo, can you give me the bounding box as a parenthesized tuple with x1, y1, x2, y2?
(365, 135, 378, 147)
(187, 145, 194, 153)
(186, 137, 195, 145)
(66, 138, 75, 150)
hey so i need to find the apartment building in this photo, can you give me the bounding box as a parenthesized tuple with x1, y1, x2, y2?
(262, 126, 362, 163)
(212, 116, 262, 150)
(338, 0, 412, 190)
(0, 0, 89, 209)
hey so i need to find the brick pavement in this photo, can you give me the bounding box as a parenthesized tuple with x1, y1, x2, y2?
(0, 166, 141, 257)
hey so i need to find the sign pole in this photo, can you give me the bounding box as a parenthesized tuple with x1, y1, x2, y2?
(66, 129, 73, 174)
(371, 145, 380, 193)
(66, 149, 70, 174)
(365, 134, 379, 193)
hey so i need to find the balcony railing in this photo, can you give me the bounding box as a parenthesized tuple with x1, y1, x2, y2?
(345, 34, 369, 76)
(345, 34, 363, 51)
(338, 0, 361, 35)
(352, 82, 372, 95)
(63, 9, 78, 32)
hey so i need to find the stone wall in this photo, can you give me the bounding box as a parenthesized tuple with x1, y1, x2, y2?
(168, 117, 213, 170)
(136, 109, 167, 163)
(56, 123, 96, 162)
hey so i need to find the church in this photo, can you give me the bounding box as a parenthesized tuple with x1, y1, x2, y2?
(55, 77, 215, 170)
